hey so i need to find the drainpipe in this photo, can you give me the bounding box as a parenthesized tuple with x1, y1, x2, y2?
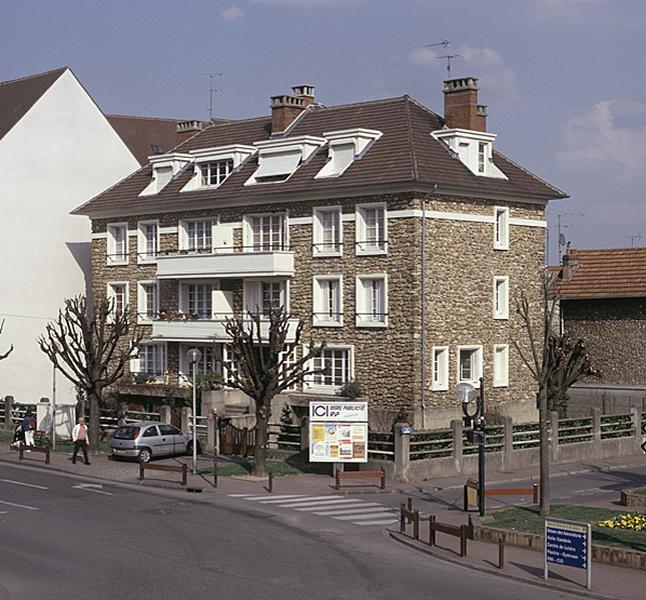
(420, 185, 437, 430)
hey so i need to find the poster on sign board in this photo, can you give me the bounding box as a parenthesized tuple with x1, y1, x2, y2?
(309, 402, 368, 463)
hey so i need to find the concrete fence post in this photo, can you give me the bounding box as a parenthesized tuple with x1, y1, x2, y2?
(450, 419, 463, 474)
(206, 409, 215, 454)
(181, 406, 191, 433)
(550, 411, 560, 463)
(117, 402, 128, 426)
(4, 396, 13, 428)
(591, 407, 602, 444)
(630, 407, 642, 455)
(159, 405, 171, 425)
(393, 422, 411, 481)
(502, 416, 513, 470)
(300, 416, 309, 452)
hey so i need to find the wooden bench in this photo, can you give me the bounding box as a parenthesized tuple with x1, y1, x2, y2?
(138, 462, 187, 486)
(335, 468, 386, 491)
(463, 480, 538, 510)
(429, 515, 468, 557)
(18, 443, 50, 465)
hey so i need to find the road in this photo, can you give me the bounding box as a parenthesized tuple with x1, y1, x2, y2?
(0, 463, 587, 600)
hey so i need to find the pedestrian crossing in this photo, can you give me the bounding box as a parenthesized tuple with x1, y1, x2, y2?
(230, 493, 398, 527)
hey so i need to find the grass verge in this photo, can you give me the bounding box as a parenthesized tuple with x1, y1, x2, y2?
(489, 504, 646, 553)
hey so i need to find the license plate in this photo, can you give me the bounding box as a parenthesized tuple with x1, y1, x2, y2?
(113, 449, 126, 455)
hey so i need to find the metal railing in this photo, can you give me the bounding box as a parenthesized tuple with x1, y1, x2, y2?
(512, 423, 540, 449)
(368, 432, 395, 460)
(267, 423, 301, 450)
(409, 429, 453, 460)
(558, 417, 593, 444)
(600, 413, 634, 439)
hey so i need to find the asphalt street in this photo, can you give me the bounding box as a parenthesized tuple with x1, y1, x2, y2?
(0, 463, 587, 600)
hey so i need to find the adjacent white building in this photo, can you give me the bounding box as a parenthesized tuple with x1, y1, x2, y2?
(0, 67, 179, 431)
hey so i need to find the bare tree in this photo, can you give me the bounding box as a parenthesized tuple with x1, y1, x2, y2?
(513, 271, 598, 516)
(0, 319, 13, 361)
(38, 296, 142, 452)
(222, 307, 326, 476)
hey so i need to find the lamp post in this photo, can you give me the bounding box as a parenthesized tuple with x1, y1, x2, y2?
(457, 377, 486, 516)
(186, 348, 202, 475)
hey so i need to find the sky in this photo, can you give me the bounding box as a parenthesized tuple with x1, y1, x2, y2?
(2, 0, 646, 262)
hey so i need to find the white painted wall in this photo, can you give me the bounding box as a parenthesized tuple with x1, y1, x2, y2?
(0, 69, 140, 409)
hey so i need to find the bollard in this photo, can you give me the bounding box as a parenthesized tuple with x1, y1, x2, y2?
(268, 471, 273, 494)
(498, 540, 505, 569)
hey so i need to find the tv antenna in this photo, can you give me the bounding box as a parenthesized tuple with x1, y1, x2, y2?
(425, 39, 460, 79)
(623, 233, 642, 247)
(557, 212, 585, 262)
(204, 72, 223, 121)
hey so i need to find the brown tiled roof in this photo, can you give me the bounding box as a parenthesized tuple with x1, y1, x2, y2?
(0, 67, 67, 142)
(73, 95, 567, 217)
(556, 248, 646, 299)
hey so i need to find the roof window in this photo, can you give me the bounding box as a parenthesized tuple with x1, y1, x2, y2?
(181, 144, 256, 192)
(245, 135, 325, 186)
(315, 128, 382, 179)
(432, 129, 507, 179)
(139, 153, 192, 196)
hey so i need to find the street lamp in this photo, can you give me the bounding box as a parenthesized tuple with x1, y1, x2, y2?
(457, 377, 486, 516)
(186, 348, 202, 475)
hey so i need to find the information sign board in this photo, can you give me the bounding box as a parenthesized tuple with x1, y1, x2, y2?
(309, 402, 368, 463)
(544, 517, 591, 589)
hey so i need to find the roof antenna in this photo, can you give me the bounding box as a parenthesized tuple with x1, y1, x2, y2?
(204, 72, 223, 121)
(623, 233, 642, 247)
(425, 39, 460, 79)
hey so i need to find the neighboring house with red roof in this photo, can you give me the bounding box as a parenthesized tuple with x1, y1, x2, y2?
(0, 67, 195, 433)
(74, 77, 566, 429)
(555, 248, 646, 416)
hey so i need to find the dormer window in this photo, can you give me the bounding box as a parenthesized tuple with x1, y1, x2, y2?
(315, 128, 382, 179)
(432, 129, 507, 180)
(246, 135, 325, 186)
(200, 159, 233, 186)
(139, 153, 192, 196)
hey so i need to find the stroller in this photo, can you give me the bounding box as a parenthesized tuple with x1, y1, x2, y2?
(10, 424, 24, 450)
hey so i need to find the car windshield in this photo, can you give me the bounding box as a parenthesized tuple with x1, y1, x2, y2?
(112, 426, 140, 440)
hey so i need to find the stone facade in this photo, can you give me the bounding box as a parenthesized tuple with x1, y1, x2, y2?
(89, 190, 546, 428)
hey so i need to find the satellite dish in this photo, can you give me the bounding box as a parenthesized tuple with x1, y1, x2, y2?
(558, 233, 567, 246)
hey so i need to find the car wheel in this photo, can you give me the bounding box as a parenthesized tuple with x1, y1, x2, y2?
(138, 448, 152, 463)
(186, 441, 201, 456)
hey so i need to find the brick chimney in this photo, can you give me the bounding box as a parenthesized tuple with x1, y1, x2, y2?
(176, 119, 204, 142)
(562, 251, 580, 283)
(271, 85, 315, 133)
(443, 77, 487, 132)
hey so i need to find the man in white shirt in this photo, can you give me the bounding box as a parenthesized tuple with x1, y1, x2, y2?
(72, 417, 91, 465)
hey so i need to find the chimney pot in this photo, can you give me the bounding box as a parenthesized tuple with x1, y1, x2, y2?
(271, 85, 315, 133)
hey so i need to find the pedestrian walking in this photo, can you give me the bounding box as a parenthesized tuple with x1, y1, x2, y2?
(21, 409, 36, 447)
(72, 417, 91, 465)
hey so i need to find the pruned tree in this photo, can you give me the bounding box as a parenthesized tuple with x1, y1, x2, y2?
(513, 270, 599, 516)
(0, 319, 14, 360)
(222, 307, 326, 476)
(38, 295, 143, 452)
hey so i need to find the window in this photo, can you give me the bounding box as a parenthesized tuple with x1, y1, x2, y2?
(493, 276, 509, 320)
(137, 221, 158, 262)
(107, 283, 128, 318)
(107, 223, 128, 265)
(493, 344, 509, 387)
(356, 204, 387, 255)
(494, 207, 509, 250)
(313, 276, 343, 326)
(261, 281, 282, 314)
(244, 280, 287, 314)
(313, 207, 342, 256)
(185, 220, 212, 252)
(457, 346, 483, 387)
(356, 275, 387, 327)
(142, 426, 158, 438)
(431, 346, 449, 391)
(311, 347, 352, 389)
(200, 159, 233, 186)
(185, 283, 213, 318)
(137, 282, 159, 322)
(248, 214, 287, 251)
(279, 347, 299, 391)
(189, 345, 216, 378)
(478, 142, 486, 173)
(138, 343, 165, 380)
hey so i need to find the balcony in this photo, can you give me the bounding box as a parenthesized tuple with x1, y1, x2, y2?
(151, 313, 300, 343)
(156, 248, 295, 280)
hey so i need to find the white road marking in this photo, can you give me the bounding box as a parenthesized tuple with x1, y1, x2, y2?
(0, 500, 39, 511)
(282, 498, 361, 509)
(0, 511, 7, 515)
(72, 484, 113, 496)
(1, 479, 48, 490)
(313, 505, 391, 516)
(250, 495, 306, 503)
(333, 512, 396, 521)
(355, 518, 398, 526)
(294, 500, 365, 512)
(228, 494, 252, 497)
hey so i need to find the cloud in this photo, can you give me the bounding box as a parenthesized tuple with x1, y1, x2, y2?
(251, 0, 362, 7)
(409, 44, 526, 110)
(557, 99, 646, 179)
(221, 4, 245, 21)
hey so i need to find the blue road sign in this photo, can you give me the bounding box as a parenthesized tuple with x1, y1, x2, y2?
(544, 517, 591, 589)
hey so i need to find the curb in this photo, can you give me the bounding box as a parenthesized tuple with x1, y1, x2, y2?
(388, 530, 622, 600)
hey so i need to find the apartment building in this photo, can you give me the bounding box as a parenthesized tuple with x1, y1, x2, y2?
(73, 77, 566, 427)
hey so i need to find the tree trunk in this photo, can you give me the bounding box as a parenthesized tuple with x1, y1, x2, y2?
(538, 387, 550, 516)
(88, 388, 101, 454)
(253, 405, 268, 477)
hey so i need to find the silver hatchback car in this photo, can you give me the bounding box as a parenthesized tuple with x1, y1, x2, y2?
(110, 421, 201, 463)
